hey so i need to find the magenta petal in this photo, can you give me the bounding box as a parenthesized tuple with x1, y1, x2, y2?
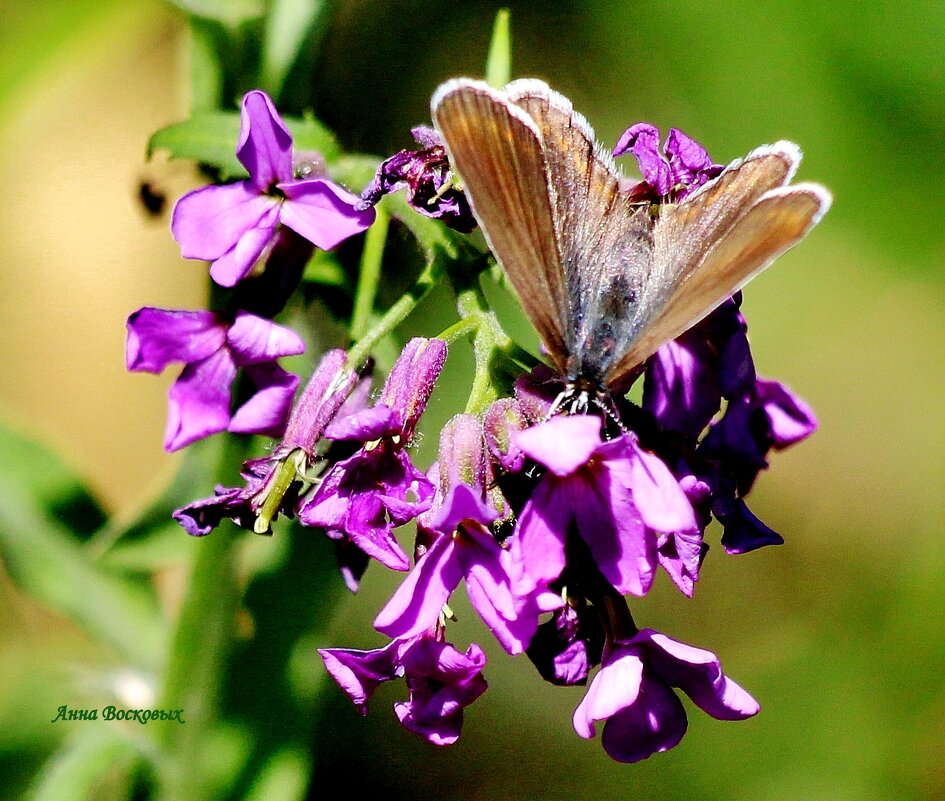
(756, 378, 818, 448)
(164, 348, 237, 451)
(208, 218, 279, 288)
(171, 181, 277, 261)
(665, 128, 715, 178)
(326, 405, 400, 441)
(374, 534, 462, 640)
(226, 312, 305, 365)
(237, 90, 293, 190)
(318, 640, 404, 714)
(572, 646, 644, 739)
(614, 122, 672, 195)
(228, 363, 298, 436)
(617, 437, 697, 533)
(279, 179, 376, 250)
(126, 308, 225, 372)
(643, 630, 760, 720)
(572, 469, 655, 597)
(430, 484, 498, 536)
(510, 477, 569, 592)
(513, 415, 602, 476)
(600, 674, 688, 763)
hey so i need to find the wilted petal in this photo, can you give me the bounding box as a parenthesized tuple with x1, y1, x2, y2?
(225, 312, 305, 365)
(665, 127, 722, 193)
(279, 178, 375, 250)
(614, 123, 672, 195)
(237, 90, 293, 190)
(164, 348, 237, 451)
(125, 308, 225, 372)
(228, 362, 298, 436)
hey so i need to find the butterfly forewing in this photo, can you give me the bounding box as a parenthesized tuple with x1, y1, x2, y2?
(505, 80, 656, 385)
(431, 80, 569, 371)
(604, 145, 829, 386)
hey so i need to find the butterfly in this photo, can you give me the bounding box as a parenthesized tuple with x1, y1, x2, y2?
(431, 78, 831, 403)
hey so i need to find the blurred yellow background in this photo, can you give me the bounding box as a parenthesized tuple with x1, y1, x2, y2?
(1, 1, 944, 799)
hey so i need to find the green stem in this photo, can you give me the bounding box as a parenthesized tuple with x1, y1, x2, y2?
(349, 206, 389, 341)
(154, 435, 248, 801)
(346, 264, 441, 370)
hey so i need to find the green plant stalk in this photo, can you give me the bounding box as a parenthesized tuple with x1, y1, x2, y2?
(154, 434, 249, 801)
(349, 206, 389, 341)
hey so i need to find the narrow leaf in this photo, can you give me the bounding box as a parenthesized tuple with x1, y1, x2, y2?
(166, 0, 264, 27)
(485, 9, 511, 88)
(260, 0, 332, 100)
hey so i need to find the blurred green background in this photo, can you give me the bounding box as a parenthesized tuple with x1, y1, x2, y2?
(1, 0, 943, 799)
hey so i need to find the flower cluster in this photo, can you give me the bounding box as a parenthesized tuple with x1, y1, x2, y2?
(131, 91, 818, 765)
(127, 90, 374, 452)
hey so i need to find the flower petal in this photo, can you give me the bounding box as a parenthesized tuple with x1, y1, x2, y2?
(600, 674, 688, 763)
(208, 219, 279, 287)
(642, 630, 760, 720)
(126, 308, 225, 372)
(278, 178, 376, 250)
(225, 312, 305, 365)
(614, 122, 672, 195)
(164, 348, 237, 451)
(756, 378, 818, 448)
(228, 363, 298, 437)
(318, 639, 405, 715)
(572, 646, 644, 739)
(237, 90, 293, 190)
(374, 534, 462, 640)
(614, 437, 697, 534)
(509, 477, 569, 593)
(171, 181, 277, 262)
(513, 415, 603, 476)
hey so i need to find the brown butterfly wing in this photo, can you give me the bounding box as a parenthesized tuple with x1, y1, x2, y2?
(604, 145, 831, 388)
(431, 79, 569, 372)
(505, 80, 655, 385)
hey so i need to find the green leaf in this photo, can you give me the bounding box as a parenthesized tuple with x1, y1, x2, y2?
(166, 0, 264, 27)
(301, 249, 348, 288)
(0, 424, 165, 669)
(485, 8, 512, 88)
(148, 111, 340, 179)
(260, 0, 333, 101)
(28, 728, 141, 801)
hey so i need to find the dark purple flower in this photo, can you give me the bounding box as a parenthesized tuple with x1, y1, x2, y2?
(298, 338, 447, 572)
(319, 634, 488, 746)
(526, 602, 604, 686)
(509, 415, 698, 598)
(573, 628, 759, 763)
(359, 126, 476, 233)
(126, 308, 304, 451)
(643, 295, 754, 440)
(172, 349, 357, 536)
(615, 123, 722, 201)
(172, 90, 375, 287)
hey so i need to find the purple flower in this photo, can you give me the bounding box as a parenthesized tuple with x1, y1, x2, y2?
(509, 415, 698, 598)
(615, 123, 722, 201)
(172, 349, 357, 536)
(298, 338, 447, 572)
(172, 90, 375, 287)
(359, 126, 477, 233)
(319, 634, 488, 746)
(374, 483, 557, 655)
(526, 603, 604, 686)
(573, 628, 759, 763)
(126, 308, 304, 451)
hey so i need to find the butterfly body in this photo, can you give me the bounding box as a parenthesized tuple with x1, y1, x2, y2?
(431, 78, 830, 397)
